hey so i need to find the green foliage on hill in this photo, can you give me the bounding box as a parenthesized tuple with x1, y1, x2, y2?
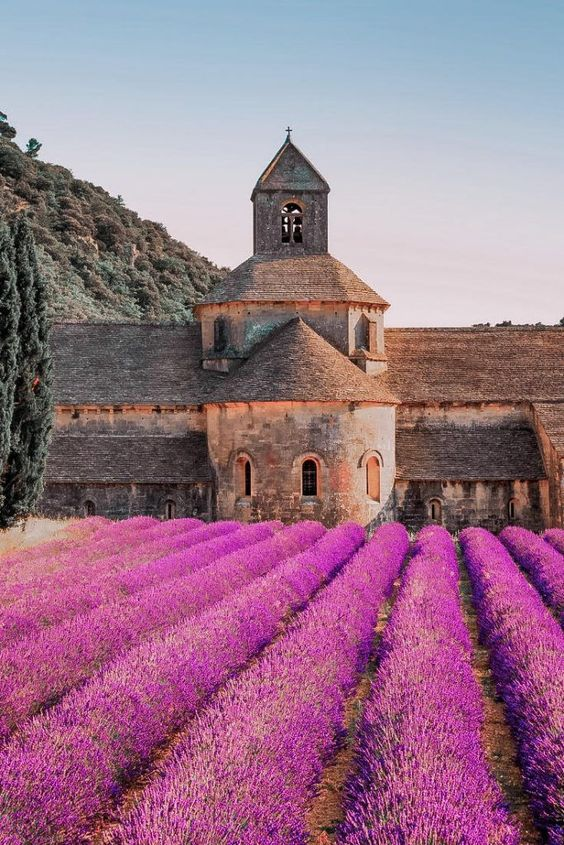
(0, 139, 227, 323)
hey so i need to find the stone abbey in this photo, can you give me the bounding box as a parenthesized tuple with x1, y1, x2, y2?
(41, 135, 564, 530)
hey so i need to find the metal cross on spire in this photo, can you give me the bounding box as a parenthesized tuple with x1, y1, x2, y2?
(285, 126, 292, 141)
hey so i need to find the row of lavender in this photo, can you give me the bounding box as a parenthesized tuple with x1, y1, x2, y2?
(462, 528, 564, 845)
(0, 517, 560, 842)
(0, 522, 368, 842)
(0, 522, 323, 738)
(0, 517, 245, 645)
(338, 526, 520, 844)
(106, 523, 410, 845)
(500, 526, 564, 623)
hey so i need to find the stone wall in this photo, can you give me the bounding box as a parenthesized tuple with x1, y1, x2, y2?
(199, 301, 385, 362)
(393, 478, 544, 533)
(532, 406, 563, 527)
(40, 482, 211, 520)
(206, 400, 396, 526)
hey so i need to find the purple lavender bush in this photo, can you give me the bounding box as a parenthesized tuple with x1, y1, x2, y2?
(500, 525, 564, 623)
(0, 522, 364, 844)
(0, 516, 200, 594)
(543, 528, 564, 556)
(105, 523, 409, 845)
(337, 525, 519, 845)
(0, 521, 324, 738)
(461, 527, 564, 845)
(0, 520, 256, 646)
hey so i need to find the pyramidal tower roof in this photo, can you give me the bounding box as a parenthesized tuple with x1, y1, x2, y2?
(206, 318, 397, 404)
(251, 133, 330, 199)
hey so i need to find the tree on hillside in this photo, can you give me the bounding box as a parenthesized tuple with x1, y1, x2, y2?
(0, 111, 17, 140)
(0, 225, 20, 514)
(0, 217, 53, 528)
(25, 138, 42, 158)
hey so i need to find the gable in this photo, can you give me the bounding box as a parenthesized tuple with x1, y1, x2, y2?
(253, 140, 329, 196)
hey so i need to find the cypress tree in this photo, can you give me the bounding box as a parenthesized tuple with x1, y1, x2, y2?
(0, 224, 20, 513)
(0, 217, 53, 527)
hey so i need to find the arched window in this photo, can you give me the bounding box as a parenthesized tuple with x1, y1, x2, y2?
(164, 499, 176, 520)
(302, 458, 318, 497)
(429, 498, 442, 523)
(244, 459, 252, 497)
(235, 454, 253, 498)
(213, 317, 228, 353)
(83, 500, 95, 517)
(281, 202, 303, 244)
(366, 456, 381, 501)
(508, 498, 516, 520)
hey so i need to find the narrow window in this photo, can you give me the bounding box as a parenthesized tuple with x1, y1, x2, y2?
(366, 456, 381, 501)
(429, 498, 442, 523)
(302, 459, 318, 497)
(165, 499, 176, 520)
(235, 455, 252, 498)
(83, 500, 95, 517)
(281, 202, 303, 244)
(244, 459, 252, 497)
(508, 498, 516, 520)
(213, 317, 228, 353)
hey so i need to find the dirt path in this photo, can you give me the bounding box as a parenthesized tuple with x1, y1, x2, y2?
(0, 517, 77, 557)
(458, 549, 541, 844)
(305, 574, 402, 844)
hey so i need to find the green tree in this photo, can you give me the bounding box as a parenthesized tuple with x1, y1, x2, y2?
(0, 225, 20, 513)
(0, 111, 17, 140)
(0, 217, 53, 527)
(25, 138, 42, 158)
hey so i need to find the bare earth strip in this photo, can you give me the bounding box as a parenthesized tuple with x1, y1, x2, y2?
(306, 574, 403, 844)
(458, 550, 541, 845)
(0, 517, 78, 557)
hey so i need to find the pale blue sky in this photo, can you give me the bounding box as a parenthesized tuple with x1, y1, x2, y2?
(3, 0, 563, 325)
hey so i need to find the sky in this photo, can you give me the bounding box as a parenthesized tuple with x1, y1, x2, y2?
(2, 0, 563, 326)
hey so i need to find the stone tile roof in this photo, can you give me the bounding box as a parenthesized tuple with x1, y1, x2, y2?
(385, 327, 564, 403)
(251, 138, 329, 198)
(50, 325, 563, 408)
(45, 433, 211, 483)
(207, 318, 397, 405)
(198, 254, 389, 307)
(533, 402, 564, 456)
(396, 422, 546, 480)
(51, 323, 214, 406)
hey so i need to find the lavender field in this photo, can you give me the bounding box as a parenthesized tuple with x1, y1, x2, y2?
(0, 517, 562, 844)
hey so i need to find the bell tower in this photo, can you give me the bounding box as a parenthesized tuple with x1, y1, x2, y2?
(251, 130, 330, 256)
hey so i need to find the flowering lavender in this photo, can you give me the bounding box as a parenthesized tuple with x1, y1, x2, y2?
(461, 527, 564, 845)
(544, 528, 564, 556)
(0, 521, 324, 738)
(105, 523, 408, 845)
(0, 516, 201, 600)
(0, 514, 112, 584)
(338, 525, 519, 845)
(0, 522, 364, 844)
(0, 520, 253, 646)
(500, 525, 564, 622)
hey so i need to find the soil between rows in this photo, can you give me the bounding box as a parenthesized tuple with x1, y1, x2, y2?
(457, 550, 541, 844)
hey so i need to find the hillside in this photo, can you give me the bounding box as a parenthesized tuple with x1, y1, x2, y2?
(0, 139, 227, 322)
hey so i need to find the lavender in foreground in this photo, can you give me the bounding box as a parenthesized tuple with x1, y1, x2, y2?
(0, 523, 363, 844)
(461, 528, 564, 845)
(337, 525, 519, 845)
(0, 521, 324, 738)
(105, 523, 409, 845)
(500, 525, 564, 623)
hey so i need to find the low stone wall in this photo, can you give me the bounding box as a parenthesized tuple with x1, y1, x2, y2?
(39, 482, 212, 521)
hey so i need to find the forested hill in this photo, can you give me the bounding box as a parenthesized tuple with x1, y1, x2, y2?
(0, 139, 227, 322)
